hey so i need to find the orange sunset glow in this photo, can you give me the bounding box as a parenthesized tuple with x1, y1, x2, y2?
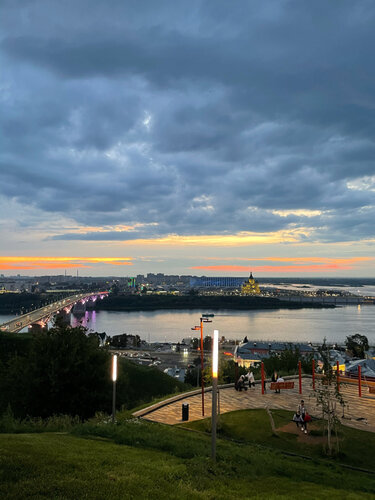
(191, 257, 375, 273)
(204, 257, 374, 264)
(0, 257, 133, 271)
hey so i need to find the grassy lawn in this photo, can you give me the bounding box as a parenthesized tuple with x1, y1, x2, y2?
(181, 408, 375, 472)
(0, 417, 374, 499)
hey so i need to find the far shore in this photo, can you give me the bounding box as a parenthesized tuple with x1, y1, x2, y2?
(87, 294, 336, 313)
(0, 292, 336, 316)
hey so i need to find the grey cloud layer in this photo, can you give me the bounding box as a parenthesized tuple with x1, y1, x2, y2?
(1, 0, 375, 243)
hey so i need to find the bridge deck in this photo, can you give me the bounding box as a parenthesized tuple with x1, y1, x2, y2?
(0, 292, 107, 333)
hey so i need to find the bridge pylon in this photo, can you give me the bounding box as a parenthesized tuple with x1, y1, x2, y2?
(72, 301, 86, 316)
(28, 322, 48, 334)
(55, 308, 71, 325)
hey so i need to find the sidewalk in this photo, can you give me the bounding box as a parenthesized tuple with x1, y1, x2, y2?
(134, 377, 375, 432)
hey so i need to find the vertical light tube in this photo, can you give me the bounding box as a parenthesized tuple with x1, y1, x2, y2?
(112, 354, 117, 424)
(212, 329, 219, 379)
(112, 354, 118, 382)
(211, 329, 219, 461)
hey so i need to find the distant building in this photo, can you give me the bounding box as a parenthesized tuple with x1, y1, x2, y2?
(189, 276, 246, 288)
(365, 348, 375, 360)
(110, 333, 140, 348)
(234, 341, 313, 368)
(345, 358, 375, 380)
(241, 272, 261, 295)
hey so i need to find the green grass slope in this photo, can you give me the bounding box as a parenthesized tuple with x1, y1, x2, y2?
(0, 417, 374, 499)
(182, 408, 375, 472)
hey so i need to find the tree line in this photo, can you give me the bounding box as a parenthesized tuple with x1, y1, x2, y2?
(0, 322, 188, 420)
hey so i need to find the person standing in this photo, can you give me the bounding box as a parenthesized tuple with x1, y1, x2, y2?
(272, 370, 280, 393)
(247, 370, 255, 389)
(298, 400, 308, 434)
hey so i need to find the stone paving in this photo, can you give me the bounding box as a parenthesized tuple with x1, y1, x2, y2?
(138, 378, 375, 432)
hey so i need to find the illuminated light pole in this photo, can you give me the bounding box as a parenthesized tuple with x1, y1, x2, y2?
(191, 314, 214, 416)
(211, 329, 219, 461)
(112, 354, 118, 424)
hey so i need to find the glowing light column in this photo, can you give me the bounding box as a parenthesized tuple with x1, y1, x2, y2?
(112, 354, 118, 424)
(211, 329, 219, 461)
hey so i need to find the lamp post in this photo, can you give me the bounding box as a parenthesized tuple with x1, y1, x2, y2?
(111, 354, 118, 424)
(211, 329, 219, 461)
(191, 314, 214, 416)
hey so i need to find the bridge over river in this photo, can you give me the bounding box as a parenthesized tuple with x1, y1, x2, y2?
(0, 292, 108, 333)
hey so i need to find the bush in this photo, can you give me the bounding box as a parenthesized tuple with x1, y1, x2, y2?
(0, 406, 80, 433)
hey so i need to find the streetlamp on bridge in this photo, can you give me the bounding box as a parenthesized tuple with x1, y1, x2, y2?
(191, 314, 214, 416)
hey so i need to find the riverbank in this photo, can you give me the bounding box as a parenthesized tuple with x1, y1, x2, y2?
(89, 294, 335, 312)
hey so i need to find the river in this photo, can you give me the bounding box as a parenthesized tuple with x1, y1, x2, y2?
(1, 305, 374, 344)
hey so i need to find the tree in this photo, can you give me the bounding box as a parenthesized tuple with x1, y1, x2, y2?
(191, 337, 199, 350)
(203, 335, 212, 351)
(110, 282, 120, 295)
(345, 334, 369, 358)
(263, 347, 302, 376)
(315, 339, 346, 456)
(221, 359, 247, 384)
(0, 324, 111, 419)
(184, 365, 199, 386)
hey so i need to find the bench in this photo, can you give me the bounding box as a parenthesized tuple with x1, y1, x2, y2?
(369, 387, 375, 394)
(270, 382, 295, 390)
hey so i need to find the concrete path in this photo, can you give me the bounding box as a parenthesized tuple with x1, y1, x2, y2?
(136, 377, 375, 433)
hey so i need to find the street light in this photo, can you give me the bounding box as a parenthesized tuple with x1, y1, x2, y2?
(111, 354, 118, 424)
(211, 329, 219, 461)
(191, 314, 214, 416)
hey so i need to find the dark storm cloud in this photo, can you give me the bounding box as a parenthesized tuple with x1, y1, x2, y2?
(1, 0, 375, 243)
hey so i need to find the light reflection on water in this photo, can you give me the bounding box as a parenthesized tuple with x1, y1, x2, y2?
(67, 306, 375, 344)
(2, 306, 374, 344)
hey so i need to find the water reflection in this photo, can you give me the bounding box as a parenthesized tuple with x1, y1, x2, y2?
(65, 307, 375, 344)
(1, 306, 374, 343)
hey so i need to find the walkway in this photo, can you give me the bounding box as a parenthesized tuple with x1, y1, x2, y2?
(135, 377, 375, 433)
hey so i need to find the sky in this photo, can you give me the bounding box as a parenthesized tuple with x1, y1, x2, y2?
(1, 0, 375, 277)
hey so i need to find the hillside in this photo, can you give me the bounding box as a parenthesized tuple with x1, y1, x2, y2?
(0, 415, 374, 499)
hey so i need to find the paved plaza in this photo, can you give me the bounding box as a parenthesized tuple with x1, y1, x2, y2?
(135, 377, 375, 433)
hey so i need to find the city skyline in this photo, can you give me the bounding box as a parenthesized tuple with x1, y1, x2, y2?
(1, 2, 375, 277)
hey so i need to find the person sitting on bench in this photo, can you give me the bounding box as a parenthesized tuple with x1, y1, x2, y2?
(235, 375, 247, 391)
(293, 411, 302, 428)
